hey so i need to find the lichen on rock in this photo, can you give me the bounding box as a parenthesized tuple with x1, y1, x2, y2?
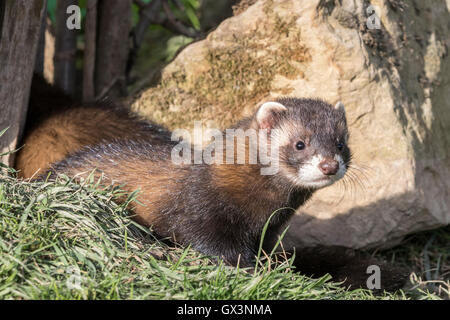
(132, 0, 309, 131)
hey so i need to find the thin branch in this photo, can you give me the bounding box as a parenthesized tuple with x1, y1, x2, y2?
(133, 0, 203, 41)
(133, 0, 163, 46)
(161, 0, 200, 38)
(95, 75, 123, 101)
(127, 0, 203, 77)
(128, 0, 163, 79)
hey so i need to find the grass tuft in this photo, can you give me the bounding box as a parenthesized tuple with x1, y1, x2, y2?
(0, 171, 448, 300)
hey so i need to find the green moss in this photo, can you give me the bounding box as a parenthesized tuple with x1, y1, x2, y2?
(133, 1, 310, 130)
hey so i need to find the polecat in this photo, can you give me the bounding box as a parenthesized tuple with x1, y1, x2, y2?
(24, 100, 350, 266)
(15, 76, 407, 290)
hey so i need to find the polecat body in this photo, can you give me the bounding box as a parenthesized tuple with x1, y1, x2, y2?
(16, 76, 350, 267)
(15, 76, 409, 290)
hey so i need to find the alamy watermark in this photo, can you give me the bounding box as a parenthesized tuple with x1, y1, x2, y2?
(66, 5, 81, 30)
(66, 265, 83, 290)
(171, 122, 281, 175)
(366, 5, 381, 30)
(64, 3, 381, 31)
(366, 264, 381, 290)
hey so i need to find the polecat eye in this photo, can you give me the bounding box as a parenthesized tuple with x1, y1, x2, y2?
(295, 141, 305, 150)
(337, 142, 344, 151)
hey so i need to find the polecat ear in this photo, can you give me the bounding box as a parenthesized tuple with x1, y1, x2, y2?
(334, 101, 345, 113)
(256, 101, 287, 130)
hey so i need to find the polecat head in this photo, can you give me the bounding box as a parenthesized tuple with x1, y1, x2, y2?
(254, 98, 350, 189)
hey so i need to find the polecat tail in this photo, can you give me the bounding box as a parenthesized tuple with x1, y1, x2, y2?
(15, 74, 171, 179)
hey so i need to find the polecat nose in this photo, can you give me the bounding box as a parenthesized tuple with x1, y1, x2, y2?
(319, 159, 339, 175)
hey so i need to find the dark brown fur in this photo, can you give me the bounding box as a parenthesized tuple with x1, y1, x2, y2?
(15, 76, 408, 291)
(40, 98, 344, 268)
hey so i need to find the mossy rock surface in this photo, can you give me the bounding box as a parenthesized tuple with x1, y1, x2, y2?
(132, 0, 309, 131)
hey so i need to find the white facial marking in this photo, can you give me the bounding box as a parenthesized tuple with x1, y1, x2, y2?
(285, 154, 347, 189)
(298, 154, 324, 184)
(297, 155, 332, 188)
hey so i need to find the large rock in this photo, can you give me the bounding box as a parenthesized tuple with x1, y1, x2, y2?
(132, 0, 450, 249)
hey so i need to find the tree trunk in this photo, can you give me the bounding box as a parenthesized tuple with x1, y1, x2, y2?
(95, 0, 132, 99)
(82, 0, 97, 102)
(34, 1, 48, 77)
(54, 0, 77, 96)
(0, 1, 5, 44)
(0, 0, 47, 167)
